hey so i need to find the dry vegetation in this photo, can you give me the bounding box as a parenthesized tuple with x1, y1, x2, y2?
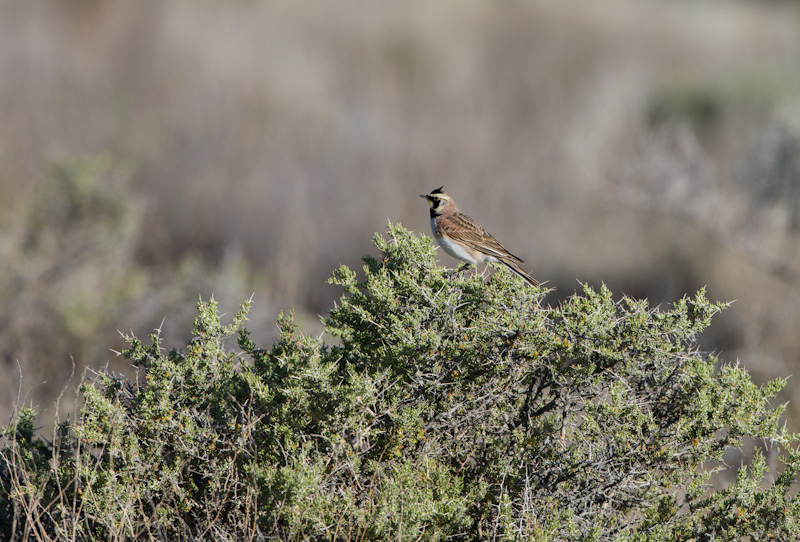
(2, 0, 800, 438)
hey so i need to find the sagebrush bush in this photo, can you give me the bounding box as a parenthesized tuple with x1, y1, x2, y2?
(2, 223, 799, 541)
(0, 154, 287, 433)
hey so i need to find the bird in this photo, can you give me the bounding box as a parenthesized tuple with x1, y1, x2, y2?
(419, 187, 539, 287)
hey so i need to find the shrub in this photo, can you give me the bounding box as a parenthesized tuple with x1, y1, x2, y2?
(1, 223, 799, 541)
(0, 155, 143, 420)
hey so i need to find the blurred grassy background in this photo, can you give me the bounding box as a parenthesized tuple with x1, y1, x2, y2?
(2, 0, 800, 433)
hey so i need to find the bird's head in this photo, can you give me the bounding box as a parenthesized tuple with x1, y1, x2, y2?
(419, 186, 453, 215)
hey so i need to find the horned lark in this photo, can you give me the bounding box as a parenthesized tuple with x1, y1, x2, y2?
(420, 187, 539, 287)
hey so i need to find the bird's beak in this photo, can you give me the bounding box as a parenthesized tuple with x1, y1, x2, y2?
(419, 193, 429, 199)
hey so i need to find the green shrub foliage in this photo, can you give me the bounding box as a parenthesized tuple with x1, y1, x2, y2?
(2, 223, 799, 540)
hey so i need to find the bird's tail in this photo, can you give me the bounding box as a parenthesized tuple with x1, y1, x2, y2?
(500, 260, 540, 287)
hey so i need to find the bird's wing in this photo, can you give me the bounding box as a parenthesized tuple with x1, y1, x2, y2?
(442, 212, 525, 263)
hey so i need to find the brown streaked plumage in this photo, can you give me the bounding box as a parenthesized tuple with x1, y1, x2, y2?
(419, 187, 539, 287)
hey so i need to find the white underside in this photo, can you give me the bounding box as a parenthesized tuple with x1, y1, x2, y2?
(432, 218, 498, 265)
